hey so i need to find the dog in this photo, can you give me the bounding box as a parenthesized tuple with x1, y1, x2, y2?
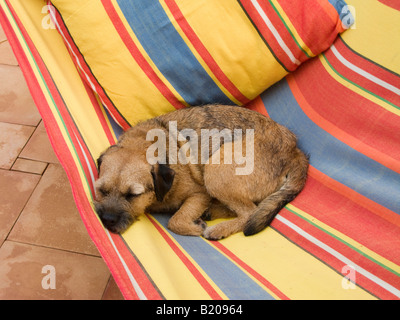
(94, 105, 308, 240)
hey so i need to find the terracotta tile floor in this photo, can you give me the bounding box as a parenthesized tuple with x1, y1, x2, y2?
(0, 24, 124, 300)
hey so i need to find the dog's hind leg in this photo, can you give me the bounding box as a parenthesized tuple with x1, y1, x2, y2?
(202, 200, 256, 240)
(167, 193, 211, 236)
(201, 200, 237, 221)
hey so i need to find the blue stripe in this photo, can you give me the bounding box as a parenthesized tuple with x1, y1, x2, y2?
(104, 107, 124, 139)
(328, 0, 347, 15)
(328, 0, 354, 29)
(260, 79, 400, 214)
(116, 0, 233, 106)
(152, 213, 275, 300)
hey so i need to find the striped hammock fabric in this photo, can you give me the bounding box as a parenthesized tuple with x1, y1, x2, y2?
(47, 0, 352, 130)
(1, 0, 399, 300)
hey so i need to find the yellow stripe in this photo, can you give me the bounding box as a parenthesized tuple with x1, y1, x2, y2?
(220, 227, 376, 299)
(95, 93, 119, 144)
(158, 0, 242, 105)
(287, 204, 400, 276)
(173, 0, 287, 100)
(111, 0, 188, 111)
(269, 0, 315, 57)
(343, 0, 400, 74)
(319, 55, 400, 116)
(52, 0, 176, 125)
(201, 222, 283, 299)
(7, 0, 109, 198)
(122, 216, 228, 300)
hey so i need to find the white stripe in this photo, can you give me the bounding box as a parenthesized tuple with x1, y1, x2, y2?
(72, 134, 147, 299)
(47, 3, 145, 299)
(331, 44, 400, 96)
(105, 230, 148, 300)
(276, 215, 400, 298)
(48, 4, 123, 127)
(250, 0, 300, 66)
(73, 132, 147, 299)
(74, 132, 96, 186)
(48, 5, 96, 91)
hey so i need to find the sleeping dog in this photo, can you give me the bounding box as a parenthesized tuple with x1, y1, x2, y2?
(94, 105, 308, 240)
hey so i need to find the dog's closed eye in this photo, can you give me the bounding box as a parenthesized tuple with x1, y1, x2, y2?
(98, 187, 109, 197)
(125, 192, 139, 201)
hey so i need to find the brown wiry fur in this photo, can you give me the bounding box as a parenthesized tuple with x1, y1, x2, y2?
(94, 105, 309, 240)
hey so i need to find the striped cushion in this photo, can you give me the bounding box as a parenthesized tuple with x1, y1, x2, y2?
(49, 0, 353, 130)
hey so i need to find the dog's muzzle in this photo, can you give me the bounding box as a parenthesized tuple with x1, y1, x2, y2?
(94, 199, 133, 233)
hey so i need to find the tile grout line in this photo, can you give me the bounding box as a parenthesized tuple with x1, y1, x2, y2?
(5, 238, 105, 259)
(0, 27, 122, 300)
(2, 165, 48, 247)
(7, 120, 41, 171)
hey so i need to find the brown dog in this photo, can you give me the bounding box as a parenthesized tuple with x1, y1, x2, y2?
(94, 105, 308, 240)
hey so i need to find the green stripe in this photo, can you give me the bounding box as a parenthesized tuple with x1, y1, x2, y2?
(321, 53, 400, 111)
(5, 2, 95, 202)
(268, 0, 312, 58)
(285, 205, 400, 278)
(237, 0, 289, 72)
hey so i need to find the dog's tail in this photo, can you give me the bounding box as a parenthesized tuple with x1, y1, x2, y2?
(243, 150, 309, 236)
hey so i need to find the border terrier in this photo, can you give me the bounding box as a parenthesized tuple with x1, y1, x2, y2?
(94, 105, 308, 240)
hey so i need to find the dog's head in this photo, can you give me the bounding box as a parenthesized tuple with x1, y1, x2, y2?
(94, 144, 175, 233)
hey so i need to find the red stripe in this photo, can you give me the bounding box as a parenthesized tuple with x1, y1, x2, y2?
(210, 241, 289, 300)
(299, 168, 400, 264)
(326, 42, 400, 107)
(272, 217, 399, 300)
(109, 233, 164, 300)
(164, 0, 251, 105)
(239, 0, 297, 71)
(278, 0, 343, 52)
(79, 73, 117, 145)
(251, 0, 309, 63)
(379, 0, 400, 11)
(5, 2, 96, 194)
(308, 166, 400, 229)
(146, 214, 223, 300)
(19, 21, 98, 195)
(101, 0, 186, 111)
(288, 75, 400, 174)
(279, 208, 400, 294)
(334, 39, 400, 92)
(245, 95, 271, 116)
(47, 1, 131, 130)
(245, 97, 400, 298)
(246, 96, 400, 240)
(291, 56, 400, 163)
(3, 2, 164, 299)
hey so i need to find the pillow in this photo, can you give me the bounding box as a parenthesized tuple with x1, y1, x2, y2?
(48, 0, 353, 130)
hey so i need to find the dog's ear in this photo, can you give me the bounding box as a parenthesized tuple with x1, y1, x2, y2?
(151, 163, 175, 202)
(97, 153, 104, 172)
(97, 145, 119, 173)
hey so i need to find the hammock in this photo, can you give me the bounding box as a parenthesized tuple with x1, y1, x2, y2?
(1, 0, 399, 299)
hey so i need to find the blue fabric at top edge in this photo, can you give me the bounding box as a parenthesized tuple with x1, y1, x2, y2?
(116, 0, 234, 107)
(328, 0, 355, 29)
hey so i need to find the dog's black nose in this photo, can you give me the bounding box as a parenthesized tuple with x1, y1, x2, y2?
(100, 212, 120, 226)
(95, 204, 121, 227)
(94, 202, 133, 233)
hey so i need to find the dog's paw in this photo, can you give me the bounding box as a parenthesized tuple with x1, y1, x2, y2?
(201, 210, 212, 221)
(202, 225, 228, 241)
(194, 218, 207, 230)
(168, 218, 206, 236)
